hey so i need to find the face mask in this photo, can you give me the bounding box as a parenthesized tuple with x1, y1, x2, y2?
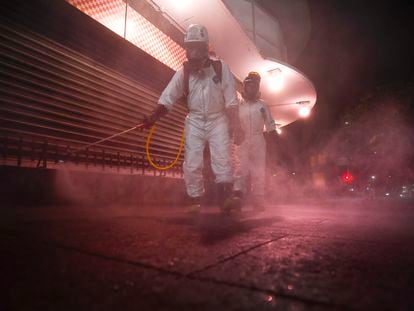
(243, 82, 260, 100)
(185, 42, 208, 61)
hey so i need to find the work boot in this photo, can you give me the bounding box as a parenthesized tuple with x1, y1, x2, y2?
(188, 196, 202, 213)
(217, 183, 238, 214)
(232, 190, 244, 211)
(252, 195, 265, 211)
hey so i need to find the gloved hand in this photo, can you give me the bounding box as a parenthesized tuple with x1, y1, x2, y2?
(267, 130, 279, 153)
(141, 104, 168, 129)
(268, 130, 278, 138)
(233, 127, 245, 146)
(226, 106, 244, 145)
(142, 115, 156, 129)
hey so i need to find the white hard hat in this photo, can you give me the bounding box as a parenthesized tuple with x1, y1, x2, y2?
(184, 24, 209, 44)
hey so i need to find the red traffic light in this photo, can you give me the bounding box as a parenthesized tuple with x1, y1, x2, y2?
(341, 171, 354, 184)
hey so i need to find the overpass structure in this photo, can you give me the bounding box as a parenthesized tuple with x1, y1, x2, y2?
(0, 0, 316, 175)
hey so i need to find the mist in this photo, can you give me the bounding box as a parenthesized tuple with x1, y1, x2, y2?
(266, 88, 414, 203)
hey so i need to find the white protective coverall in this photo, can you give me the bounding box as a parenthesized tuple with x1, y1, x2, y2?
(158, 60, 238, 198)
(233, 98, 276, 197)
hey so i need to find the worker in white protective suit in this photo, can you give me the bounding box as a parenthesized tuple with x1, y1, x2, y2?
(142, 24, 244, 213)
(233, 72, 277, 211)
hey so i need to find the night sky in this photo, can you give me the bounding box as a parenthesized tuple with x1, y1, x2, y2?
(259, 0, 414, 150)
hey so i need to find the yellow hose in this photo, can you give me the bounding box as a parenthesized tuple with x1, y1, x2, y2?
(145, 125, 185, 170)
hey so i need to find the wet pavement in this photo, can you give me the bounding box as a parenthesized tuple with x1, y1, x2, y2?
(1, 199, 414, 310)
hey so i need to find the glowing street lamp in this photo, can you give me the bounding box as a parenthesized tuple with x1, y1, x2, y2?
(267, 68, 283, 92)
(297, 100, 311, 118)
(298, 106, 311, 118)
(275, 123, 282, 134)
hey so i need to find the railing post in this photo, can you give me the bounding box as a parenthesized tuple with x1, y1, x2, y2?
(66, 144, 70, 163)
(86, 148, 89, 169)
(54, 143, 59, 164)
(117, 152, 120, 172)
(17, 138, 22, 166)
(2, 136, 8, 162)
(102, 149, 105, 170)
(163, 160, 167, 176)
(30, 139, 35, 162)
(130, 153, 133, 174)
(36, 141, 47, 168)
(74, 145, 79, 165)
(141, 154, 145, 175)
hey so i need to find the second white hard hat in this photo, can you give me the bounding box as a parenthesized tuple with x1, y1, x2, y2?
(184, 24, 209, 44)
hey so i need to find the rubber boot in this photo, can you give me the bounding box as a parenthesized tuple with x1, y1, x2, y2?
(232, 190, 244, 211)
(217, 183, 236, 214)
(188, 196, 202, 213)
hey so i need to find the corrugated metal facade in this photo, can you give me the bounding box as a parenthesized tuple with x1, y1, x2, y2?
(0, 0, 187, 176)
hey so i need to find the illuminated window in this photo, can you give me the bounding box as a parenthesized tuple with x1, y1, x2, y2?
(67, 0, 186, 70)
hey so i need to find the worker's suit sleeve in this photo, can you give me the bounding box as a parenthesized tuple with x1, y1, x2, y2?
(158, 68, 185, 110)
(262, 102, 276, 132)
(220, 61, 238, 108)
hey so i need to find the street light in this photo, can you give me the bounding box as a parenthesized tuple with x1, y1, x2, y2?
(267, 68, 284, 92)
(297, 100, 311, 118)
(276, 123, 282, 134)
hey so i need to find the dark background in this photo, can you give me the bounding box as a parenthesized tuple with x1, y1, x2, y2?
(257, 0, 414, 196)
(259, 0, 414, 148)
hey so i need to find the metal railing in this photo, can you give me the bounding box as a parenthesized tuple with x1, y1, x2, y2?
(0, 135, 183, 177)
(0, 22, 186, 177)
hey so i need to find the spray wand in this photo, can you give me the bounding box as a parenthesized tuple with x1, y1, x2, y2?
(70, 123, 145, 155)
(55, 123, 184, 171)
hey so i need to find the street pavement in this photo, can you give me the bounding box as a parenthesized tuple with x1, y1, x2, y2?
(1, 198, 413, 310)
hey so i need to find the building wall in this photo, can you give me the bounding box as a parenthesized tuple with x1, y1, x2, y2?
(0, 0, 187, 175)
(0, 0, 190, 205)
